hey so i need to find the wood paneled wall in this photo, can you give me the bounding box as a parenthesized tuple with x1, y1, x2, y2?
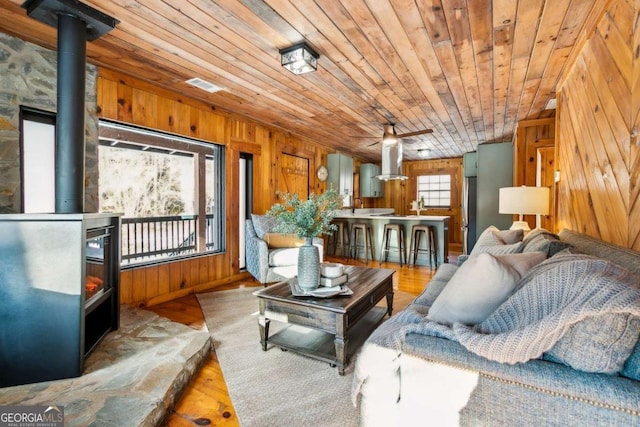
(98, 69, 465, 305)
(97, 69, 332, 306)
(371, 158, 464, 245)
(556, 0, 640, 250)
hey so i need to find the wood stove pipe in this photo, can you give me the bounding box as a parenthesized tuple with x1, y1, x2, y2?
(22, 0, 118, 213)
(56, 12, 86, 213)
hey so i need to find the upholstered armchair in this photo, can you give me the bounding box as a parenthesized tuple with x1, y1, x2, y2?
(245, 215, 324, 284)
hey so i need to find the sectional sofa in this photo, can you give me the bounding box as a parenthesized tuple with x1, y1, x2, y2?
(352, 228, 640, 426)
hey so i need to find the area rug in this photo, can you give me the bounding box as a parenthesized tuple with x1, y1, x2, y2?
(197, 286, 415, 427)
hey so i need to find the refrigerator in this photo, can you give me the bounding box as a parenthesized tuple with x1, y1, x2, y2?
(462, 143, 514, 254)
(462, 152, 477, 255)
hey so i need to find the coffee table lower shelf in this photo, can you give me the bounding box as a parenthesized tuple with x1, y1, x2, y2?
(265, 306, 388, 368)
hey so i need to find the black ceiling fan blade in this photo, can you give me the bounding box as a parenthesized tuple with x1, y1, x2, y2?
(367, 140, 381, 147)
(397, 129, 433, 138)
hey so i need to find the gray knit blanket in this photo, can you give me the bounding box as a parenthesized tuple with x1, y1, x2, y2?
(352, 254, 640, 407)
(366, 254, 640, 364)
(352, 254, 640, 405)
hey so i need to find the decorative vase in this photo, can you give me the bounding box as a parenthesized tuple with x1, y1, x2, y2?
(297, 237, 320, 290)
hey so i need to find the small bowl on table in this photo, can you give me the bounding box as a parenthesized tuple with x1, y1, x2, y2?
(320, 262, 344, 278)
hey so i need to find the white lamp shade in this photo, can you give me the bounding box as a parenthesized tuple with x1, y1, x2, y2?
(499, 186, 550, 215)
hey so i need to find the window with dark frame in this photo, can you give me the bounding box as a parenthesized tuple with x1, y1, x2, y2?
(98, 120, 225, 265)
(416, 174, 451, 208)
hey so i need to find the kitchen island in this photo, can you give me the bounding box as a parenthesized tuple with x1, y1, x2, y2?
(333, 211, 449, 267)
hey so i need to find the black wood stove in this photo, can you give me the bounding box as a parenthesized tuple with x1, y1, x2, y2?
(0, 1, 122, 387)
(0, 213, 121, 387)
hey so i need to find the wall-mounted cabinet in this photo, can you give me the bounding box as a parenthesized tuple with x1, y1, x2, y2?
(360, 163, 384, 198)
(463, 152, 477, 177)
(327, 153, 354, 207)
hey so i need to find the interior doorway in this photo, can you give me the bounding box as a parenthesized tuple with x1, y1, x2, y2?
(239, 153, 253, 270)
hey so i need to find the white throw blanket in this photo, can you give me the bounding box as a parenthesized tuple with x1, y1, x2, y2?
(353, 254, 640, 403)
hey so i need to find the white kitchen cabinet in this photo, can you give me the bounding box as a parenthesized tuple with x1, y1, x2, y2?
(360, 163, 384, 198)
(327, 153, 354, 207)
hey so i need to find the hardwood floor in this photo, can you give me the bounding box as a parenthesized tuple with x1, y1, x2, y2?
(146, 253, 455, 426)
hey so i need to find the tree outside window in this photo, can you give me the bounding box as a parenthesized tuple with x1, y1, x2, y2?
(99, 145, 192, 217)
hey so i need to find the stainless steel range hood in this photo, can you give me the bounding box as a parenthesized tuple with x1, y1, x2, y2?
(375, 140, 408, 181)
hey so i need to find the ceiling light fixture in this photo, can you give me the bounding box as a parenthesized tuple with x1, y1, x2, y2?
(382, 125, 397, 144)
(376, 124, 408, 180)
(418, 148, 431, 159)
(279, 43, 319, 75)
(545, 98, 557, 110)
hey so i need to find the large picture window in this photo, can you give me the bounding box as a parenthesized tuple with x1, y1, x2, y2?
(99, 120, 225, 265)
(416, 174, 451, 208)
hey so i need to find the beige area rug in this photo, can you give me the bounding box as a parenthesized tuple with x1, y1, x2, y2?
(196, 286, 415, 427)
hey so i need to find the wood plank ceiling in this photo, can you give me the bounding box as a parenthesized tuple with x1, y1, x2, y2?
(0, 0, 600, 162)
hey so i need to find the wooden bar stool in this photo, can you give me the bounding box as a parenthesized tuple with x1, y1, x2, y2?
(408, 224, 437, 268)
(349, 222, 375, 262)
(328, 219, 350, 257)
(379, 223, 406, 266)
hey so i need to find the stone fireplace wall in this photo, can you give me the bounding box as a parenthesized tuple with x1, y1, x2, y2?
(0, 31, 99, 213)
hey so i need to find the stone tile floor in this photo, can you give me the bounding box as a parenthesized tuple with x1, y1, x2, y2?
(0, 306, 210, 426)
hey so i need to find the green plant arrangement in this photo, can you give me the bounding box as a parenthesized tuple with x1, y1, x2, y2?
(266, 187, 343, 239)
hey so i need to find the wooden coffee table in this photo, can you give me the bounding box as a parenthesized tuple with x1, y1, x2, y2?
(253, 266, 395, 375)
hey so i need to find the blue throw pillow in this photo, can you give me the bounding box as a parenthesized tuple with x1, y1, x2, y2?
(251, 214, 279, 239)
(521, 229, 572, 257)
(543, 313, 640, 374)
(621, 338, 640, 380)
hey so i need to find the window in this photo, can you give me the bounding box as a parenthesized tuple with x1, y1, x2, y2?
(20, 107, 56, 213)
(99, 142, 196, 216)
(98, 120, 225, 265)
(417, 174, 451, 208)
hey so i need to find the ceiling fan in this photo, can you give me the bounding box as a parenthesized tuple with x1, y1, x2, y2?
(365, 123, 433, 147)
(366, 123, 434, 180)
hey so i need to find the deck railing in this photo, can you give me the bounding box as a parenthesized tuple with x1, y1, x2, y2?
(121, 214, 215, 264)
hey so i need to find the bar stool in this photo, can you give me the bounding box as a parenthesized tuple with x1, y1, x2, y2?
(379, 223, 406, 266)
(408, 224, 437, 268)
(349, 222, 375, 262)
(328, 219, 350, 257)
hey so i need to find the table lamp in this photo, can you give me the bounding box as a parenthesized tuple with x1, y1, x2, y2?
(499, 186, 550, 231)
